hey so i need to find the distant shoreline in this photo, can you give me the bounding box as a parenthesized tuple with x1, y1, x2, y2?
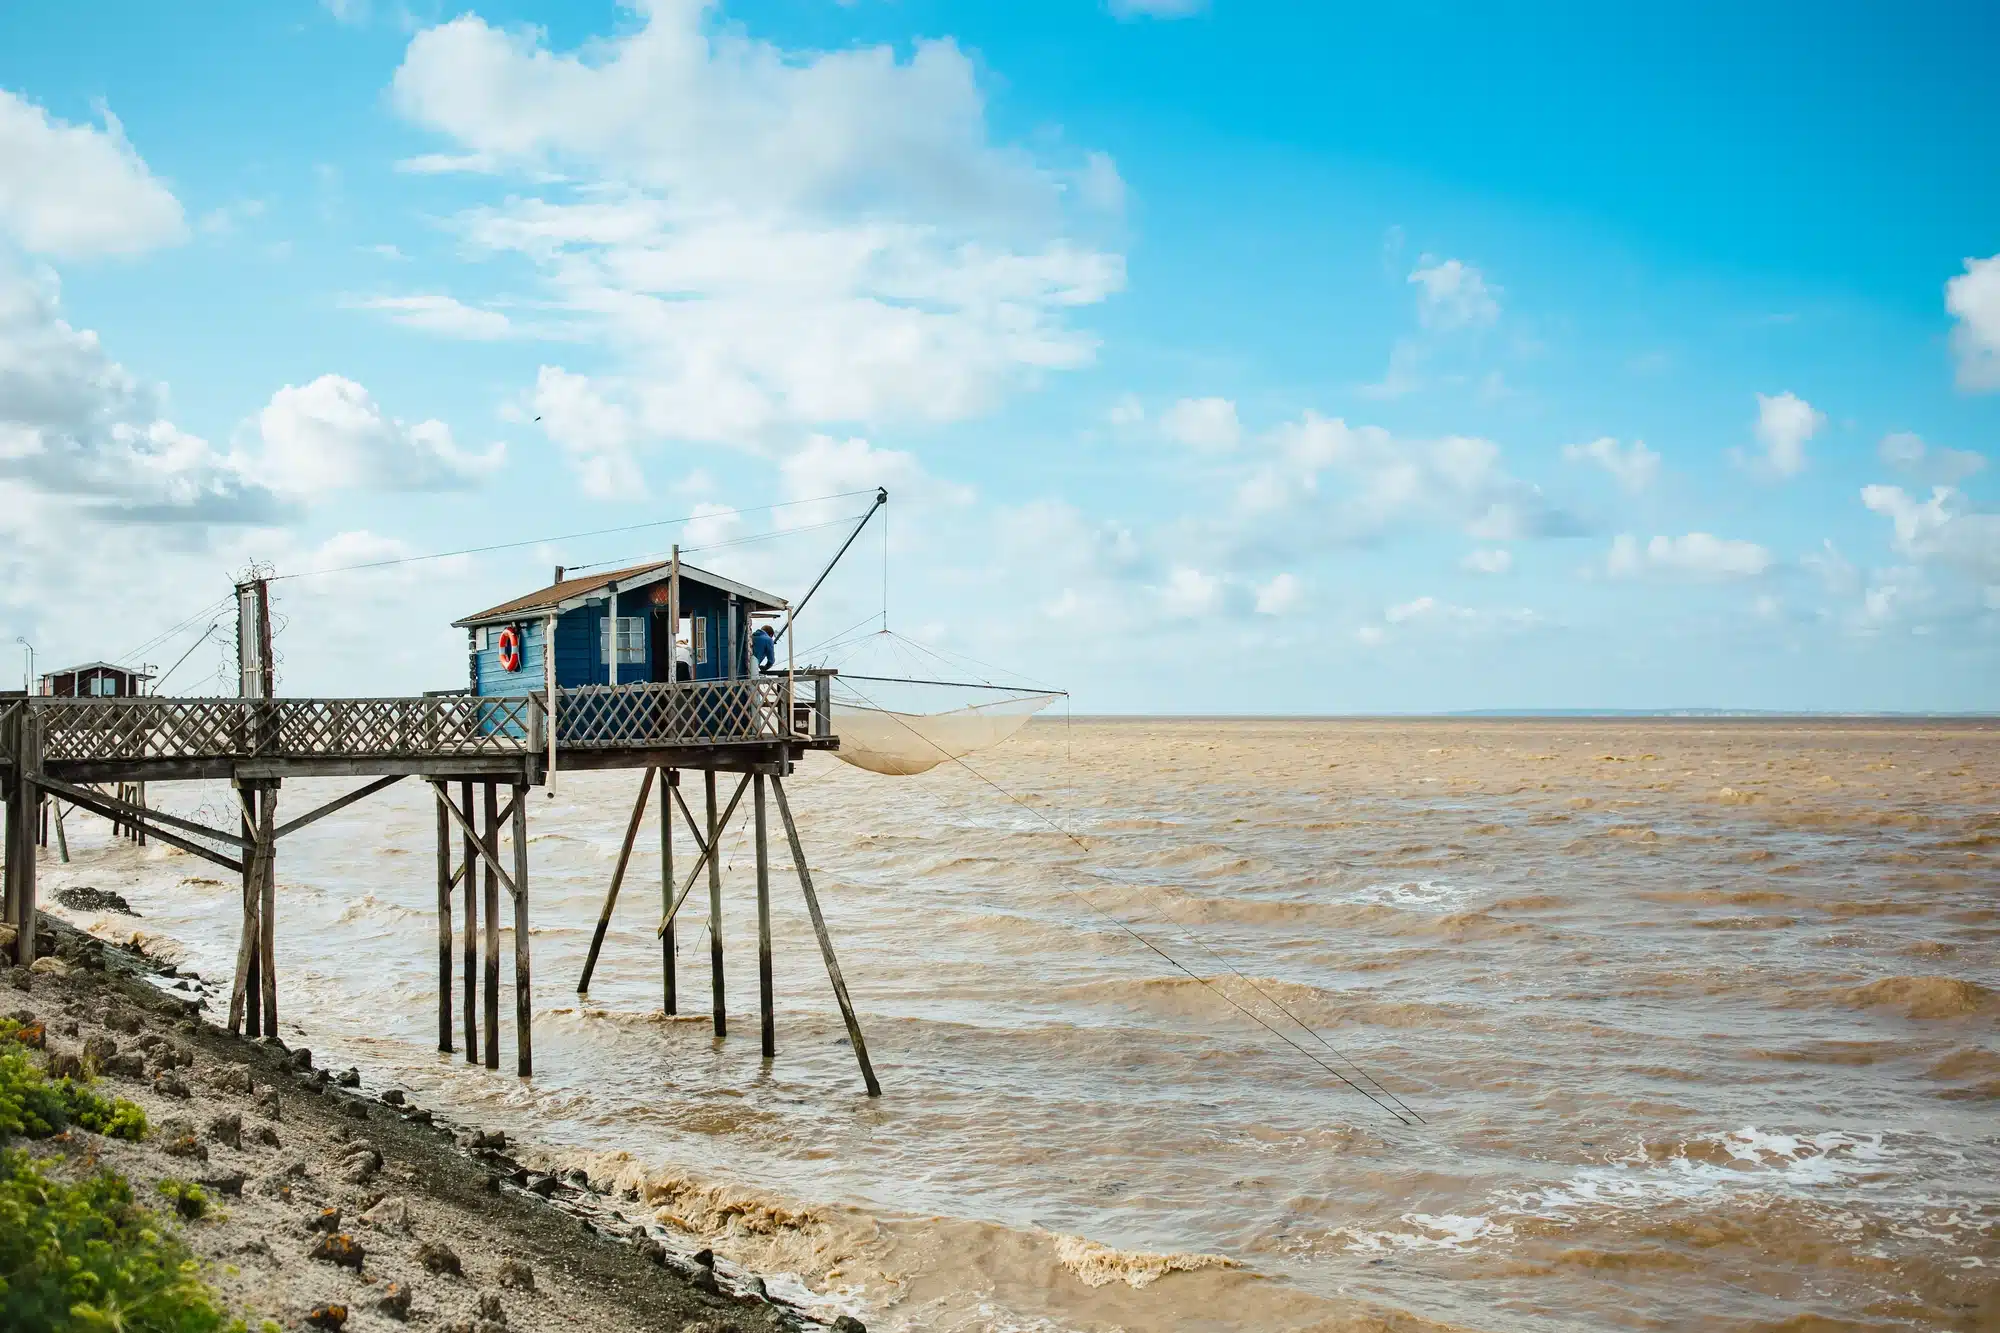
(1040, 711, 2000, 722)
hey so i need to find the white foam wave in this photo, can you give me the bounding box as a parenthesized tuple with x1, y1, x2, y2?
(1347, 879, 1480, 912)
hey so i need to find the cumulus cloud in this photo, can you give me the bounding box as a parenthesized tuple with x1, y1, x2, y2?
(1562, 436, 1660, 492)
(386, 4, 1124, 488)
(1861, 484, 2000, 587)
(1748, 391, 1822, 478)
(1878, 430, 1986, 485)
(1606, 532, 1773, 581)
(1945, 254, 2000, 392)
(1161, 565, 1222, 616)
(0, 264, 276, 521)
(1408, 257, 1500, 331)
(1254, 572, 1300, 614)
(246, 374, 504, 496)
(351, 293, 512, 340)
(1462, 548, 1513, 575)
(0, 90, 187, 258)
(1159, 396, 1240, 451)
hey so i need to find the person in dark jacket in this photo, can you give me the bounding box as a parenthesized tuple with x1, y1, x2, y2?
(751, 623, 777, 673)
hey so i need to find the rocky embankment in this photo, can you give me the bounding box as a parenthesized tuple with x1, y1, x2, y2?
(3, 914, 867, 1333)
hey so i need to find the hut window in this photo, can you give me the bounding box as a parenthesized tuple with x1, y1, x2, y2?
(90, 676, 117, 696)
(601, 616, 644, 664)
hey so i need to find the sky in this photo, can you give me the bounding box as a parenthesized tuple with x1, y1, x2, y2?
(1, 0, 1996, 713)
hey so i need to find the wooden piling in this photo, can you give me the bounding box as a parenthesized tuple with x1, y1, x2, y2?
(229, 785, 261, 1037)
(578, 766, 656, 992)
(483, 780, 500, 1071)
(755, 771, 774, 1059)
(435, 784, 453, 1053)
(771, 775, 879, 1096)
(706, 767, 725, 1038)
(661, 768, 676, 1015)
(3, 707, 38, 966)
(512, 781, 532, 1077)
(258, 782, 278, 1036)
(460, 779, 477, 1063)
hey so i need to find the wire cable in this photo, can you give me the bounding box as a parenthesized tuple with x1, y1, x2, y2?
(834, 679, 1425, 1127)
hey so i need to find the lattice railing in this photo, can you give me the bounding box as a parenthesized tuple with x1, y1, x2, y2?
(32, 695, 539, 764)
(556, 676, 791, 748)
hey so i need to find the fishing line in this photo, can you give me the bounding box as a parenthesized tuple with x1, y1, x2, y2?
(113, 593, 236, 668)
(267, 489, 879, 582)
(152, 619, 227, 694)
(582, 512, 871, 574)
(836, 680, 1424, 1127)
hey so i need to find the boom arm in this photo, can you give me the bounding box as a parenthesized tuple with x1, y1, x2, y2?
(775, 487, 886, 644)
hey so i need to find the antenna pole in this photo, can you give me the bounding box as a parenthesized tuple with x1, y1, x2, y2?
(773, 488, 886, 645)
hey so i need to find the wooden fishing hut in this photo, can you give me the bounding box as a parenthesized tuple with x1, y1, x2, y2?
(38, 662, 155, 698)
(1, 521, 887, 1095)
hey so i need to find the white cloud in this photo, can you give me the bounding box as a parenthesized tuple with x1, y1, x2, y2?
(387, 5, 1123, 486)
(526, 365, 641, 501)
(1106, 394, 1145, 429)
(1862, 483, 2000, 586)
(247, 374, 504, 495)
(1562, 436, 1660, 492)
(0, 90, 187, 258)
(1110, 0, 1205, 16)
(1749, 391, 1822, 478)
(1355, 625, 1386, 647)
(1408, 257, 1499, 331)
(1945, 254, 2000, 392)
(1462, 548, 1513, 575)
(1878, 430, 1985, 484)
(352, 293, 512, 340)
(1161, 565, 1221, 616)
(1606, 532, 1773, 581)
(1159, 396, 1240, 451)
(0, 264, 274, 520)
(1254, 572, 1301, 614)
(1385, 595, 1436, 623)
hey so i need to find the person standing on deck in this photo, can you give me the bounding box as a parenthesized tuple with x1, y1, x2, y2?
(675, 633, 694, 682)
(751, 622, 776, 674)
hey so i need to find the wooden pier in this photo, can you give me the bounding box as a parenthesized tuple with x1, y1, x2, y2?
(0, 667, 881, 1093)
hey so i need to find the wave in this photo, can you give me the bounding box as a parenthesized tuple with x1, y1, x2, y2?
(1839, 975, 1996, 1019)
(1050, 1235, 1234, 1289)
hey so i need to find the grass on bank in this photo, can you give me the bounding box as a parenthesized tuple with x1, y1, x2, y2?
(0, 1009, 249, 1332)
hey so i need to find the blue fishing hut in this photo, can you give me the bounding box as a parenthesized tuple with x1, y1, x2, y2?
(453, 560, 788, 697)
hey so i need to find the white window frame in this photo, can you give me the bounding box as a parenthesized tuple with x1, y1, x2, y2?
(600, 615, 644, 665)
(90, 675, 117, 697)
(693, 616, 708, 665)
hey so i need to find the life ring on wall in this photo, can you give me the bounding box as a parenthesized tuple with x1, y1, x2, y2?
(497, 626, 522, 672)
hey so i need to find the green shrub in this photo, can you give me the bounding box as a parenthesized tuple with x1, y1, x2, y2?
(154, 1179, 209, 1221)
(0, 1049, 71, 1139)
(63, 1085, 147, 1143)
(0, 1147, 236, 1332)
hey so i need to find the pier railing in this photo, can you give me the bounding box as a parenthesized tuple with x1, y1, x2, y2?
(2, 671, 837, 769)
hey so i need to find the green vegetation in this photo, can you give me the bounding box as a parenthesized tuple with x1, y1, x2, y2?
(0, 1149, 236, 1332)
(0, 1015, 239, 1331)
(154, 1180, 210, 1222)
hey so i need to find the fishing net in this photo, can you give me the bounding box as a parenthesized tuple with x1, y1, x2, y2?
(795, 628, 1064, 776)
(831, 691, 1061, 775)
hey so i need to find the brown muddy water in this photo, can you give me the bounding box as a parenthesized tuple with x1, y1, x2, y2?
(39, 719, 2000, 1331)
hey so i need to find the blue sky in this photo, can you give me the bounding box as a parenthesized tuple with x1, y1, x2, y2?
(1, 0, 1995, 711)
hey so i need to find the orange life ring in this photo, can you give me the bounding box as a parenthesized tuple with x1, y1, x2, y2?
(497, 626, 522, 672)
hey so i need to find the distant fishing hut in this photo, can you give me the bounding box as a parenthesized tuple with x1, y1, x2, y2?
(37, 662, 155, 698)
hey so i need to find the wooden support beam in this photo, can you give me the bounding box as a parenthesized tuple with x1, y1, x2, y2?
(653, 774, 751, 936)
(32, 773, 251, 849)
(755, 772, 774, 1059)
(258, 782, 278, 1035)
(272, 774, 405, 840)
(460, 779, 476, 1064)
(228, 786, 262, 1037)
(4, 708, 38, 965)
(661, 768, 676, 1015)
(483, 781, 500, 1071)
(435, 783, 453, 1054)
(432, 779, 520, 899)
(770, 775, 879, 1097)
(33, 783, 244, 875)
(512, 782, 532, 1078)
(577, 766, 657, 992)
(706, 768, 725, 1039)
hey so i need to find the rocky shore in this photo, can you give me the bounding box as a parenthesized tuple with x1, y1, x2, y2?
(3, 913, 865, 1333)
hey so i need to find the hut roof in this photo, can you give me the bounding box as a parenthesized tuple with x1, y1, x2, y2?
(40, 662, 154, 681)
(453, 559, 787, 628)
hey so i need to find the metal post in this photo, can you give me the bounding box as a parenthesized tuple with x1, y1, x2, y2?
(543, 613, 557, 793)
(662, 768, 676, 1014)
(483, 780, 500, 1070)
(435, 784, 453, 1053)
(461, 779, 477, 1062)
(706, 768, 724, 1038)
(512, 782, 532, 1078)
(755, 772, 773, 1059)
